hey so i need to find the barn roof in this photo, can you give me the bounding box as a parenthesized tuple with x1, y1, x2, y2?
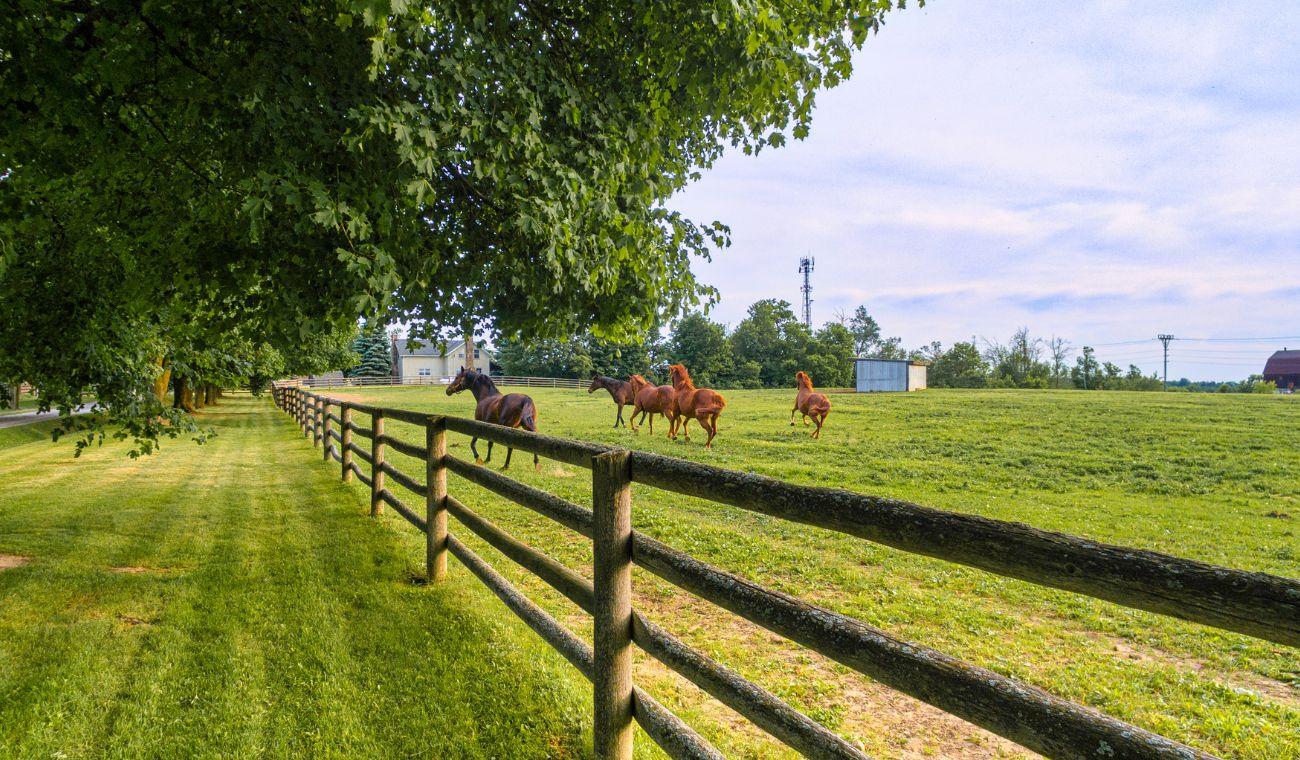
(1263, 350, 1300, 376)
(393, 338, 461, 357)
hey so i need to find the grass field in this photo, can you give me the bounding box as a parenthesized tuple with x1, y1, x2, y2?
(1, 389, 1297, 758)
(326, 384, 1299, 759)
(0, 398, 593, 759)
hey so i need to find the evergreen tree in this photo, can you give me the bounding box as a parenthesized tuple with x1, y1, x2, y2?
(349, 325, 392, 378)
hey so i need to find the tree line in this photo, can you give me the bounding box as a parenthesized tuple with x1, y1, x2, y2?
(495, 304, 1276, 393)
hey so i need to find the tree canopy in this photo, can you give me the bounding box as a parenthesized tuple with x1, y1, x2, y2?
(0, 0, 910, 450)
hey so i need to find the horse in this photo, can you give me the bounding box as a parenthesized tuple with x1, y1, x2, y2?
(445, 367, 539, 471)
(587, 374, 637, 428)
(628, 374, 676, 435)
(791, 371, 831, 439)
(667, 364, 726, 448)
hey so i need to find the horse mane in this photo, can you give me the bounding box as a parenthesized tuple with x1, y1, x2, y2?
(796, 371, 813, 389)
(669, 364, 695, 389)
(469, 369, 500, 396)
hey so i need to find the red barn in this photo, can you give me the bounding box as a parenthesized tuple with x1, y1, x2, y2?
(1263, 349, 1300, 391)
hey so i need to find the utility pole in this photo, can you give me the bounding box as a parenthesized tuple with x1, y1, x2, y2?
(1157, 334, 1175, 390)
(798, 256, 815, 331)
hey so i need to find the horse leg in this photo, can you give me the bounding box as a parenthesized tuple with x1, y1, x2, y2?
(790, 406, 797, 426)
(614, 403, 623, 429)
(680, 417, 691, 441)
(522, 415, 540, 471)
(704, 414, 718, 449)
(472, 436, 483, 465)
(802, 413, 810, 426)
(502, 446, 513, 470)
(485, 439, 493, 463)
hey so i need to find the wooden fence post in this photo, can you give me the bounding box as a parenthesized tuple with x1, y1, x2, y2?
(426, 416, 448, 582)
(592, 449, 634, 760)
(340, 404, 353, 482)
(370, 409, 385, 516)
(321, 398, 331, 461)
(313, 396, 322, 449)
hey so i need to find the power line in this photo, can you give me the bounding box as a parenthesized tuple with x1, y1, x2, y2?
(1158, 334, 1174, 389)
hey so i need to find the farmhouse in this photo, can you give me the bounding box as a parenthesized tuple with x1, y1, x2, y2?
(854, 358, 928, 392)
(391, 337, 497, 381)
(1262, 349, 1300, 392)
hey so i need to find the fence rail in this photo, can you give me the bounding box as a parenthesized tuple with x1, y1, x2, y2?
(272, 383, 1298, 760)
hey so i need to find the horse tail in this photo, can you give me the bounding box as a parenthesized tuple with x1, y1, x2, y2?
(521, 403, 537, 432)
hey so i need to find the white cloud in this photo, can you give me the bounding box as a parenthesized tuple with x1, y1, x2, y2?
(672, 1, 1300, 379)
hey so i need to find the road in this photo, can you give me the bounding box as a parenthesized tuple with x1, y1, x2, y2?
(0, 405, 91, 430)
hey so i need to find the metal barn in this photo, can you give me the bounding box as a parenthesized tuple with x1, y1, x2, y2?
(854, 358, 927, 392)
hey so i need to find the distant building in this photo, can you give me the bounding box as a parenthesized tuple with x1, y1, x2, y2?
(391, 337, 497, 381)
(1263, 349, 1300, 392)
(854, 358, 928, 393)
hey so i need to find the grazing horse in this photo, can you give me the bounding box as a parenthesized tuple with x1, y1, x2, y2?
(587, 374, 637, 428)
(667, 364, 726, 448)
(629, 374, 676, 435)
(791, 371, 831, 439)
(446, 367, 540, 471)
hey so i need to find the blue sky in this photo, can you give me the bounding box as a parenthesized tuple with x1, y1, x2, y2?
(673, 1, 1300, 381)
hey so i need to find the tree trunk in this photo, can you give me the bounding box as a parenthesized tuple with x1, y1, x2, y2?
(172, 375, 196, 413)
(152, 357, 171, 404)
(464, 329, 477, 372)
(204, 384, 217, 405)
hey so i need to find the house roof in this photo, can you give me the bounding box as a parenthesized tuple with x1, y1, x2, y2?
(393, 338, 494, 358)
(1263, 349, 1300, 376)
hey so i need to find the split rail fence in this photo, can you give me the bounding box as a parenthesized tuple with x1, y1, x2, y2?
(272, 383, 1298, 760)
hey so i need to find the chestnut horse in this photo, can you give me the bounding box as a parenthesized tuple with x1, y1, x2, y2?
(446, 367, 539, 471)
(587, 374, 637, 428)
(791, 371, 831, 439)
(667, 364, 726, 448)
(628, 374, 676, 435)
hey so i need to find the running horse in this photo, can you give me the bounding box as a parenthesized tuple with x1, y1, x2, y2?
(791, 371, 831, 439)
(628, 374, 676, 435)
(445, 367, 540, 471)
(587, 374, 637, 428)
(667, 364, 727, 448)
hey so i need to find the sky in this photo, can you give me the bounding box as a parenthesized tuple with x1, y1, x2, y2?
(672, 0, 1300, 381)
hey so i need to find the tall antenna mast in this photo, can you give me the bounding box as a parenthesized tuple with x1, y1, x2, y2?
(798, 256, 815, 331)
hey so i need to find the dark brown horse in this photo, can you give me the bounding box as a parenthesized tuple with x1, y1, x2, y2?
(628, 374, 676, 435)
(667, 364, 726, 448)
(587, 374, 637, 428)
(791, 371, 831, 439)
(446, 368, 539, 471)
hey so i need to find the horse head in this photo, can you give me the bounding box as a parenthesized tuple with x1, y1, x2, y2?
(628, 374, 651, 392)
(587, 374, 604, 394)
(668, 364, 692, 389)
(796, 371, 812, 389)
(446, 366, 472, 395)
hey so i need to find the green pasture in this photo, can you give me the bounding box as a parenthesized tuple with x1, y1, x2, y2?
(1, 388, 1296, 758)
(329, 384, 1299, 759)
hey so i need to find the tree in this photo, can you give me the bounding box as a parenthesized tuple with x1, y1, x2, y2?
(729, 299, 812, 387)
(495, 337, 594, 378)
(847, 306, 882, 356)
(348, 324, 393, 378)
(669, 313, 733, 387)
(1, 1, 908, 451)
(929, 342, 988, 388)
(1072, 347, 1099, 390)
(807, 323, 856, 387)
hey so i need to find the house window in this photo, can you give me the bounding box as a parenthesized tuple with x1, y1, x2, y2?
(418, 368, 431, 376)
(473, 349, 481, 359)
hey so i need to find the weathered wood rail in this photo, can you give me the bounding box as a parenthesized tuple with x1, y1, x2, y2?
(273, 384, 1298, 760)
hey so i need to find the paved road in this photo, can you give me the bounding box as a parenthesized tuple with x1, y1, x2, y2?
(0, 405, 92, 430)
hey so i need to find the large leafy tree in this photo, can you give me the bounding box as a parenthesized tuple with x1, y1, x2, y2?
(0, 0, 910, 448)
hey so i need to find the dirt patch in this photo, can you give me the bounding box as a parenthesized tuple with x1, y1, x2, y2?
(109, 565, 162, 574)
(116, 613, 155, 627)
(548, 466, 575, 478)
(1099, 634, 1298, 706)
(1265, 510, 1292, 519)
(0, 554, 31, 570)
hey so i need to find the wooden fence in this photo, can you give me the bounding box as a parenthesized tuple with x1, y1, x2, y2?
(272, 383, 1298, 760)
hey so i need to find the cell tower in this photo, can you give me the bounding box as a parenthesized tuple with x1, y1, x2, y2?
(798, 256, 815, 331)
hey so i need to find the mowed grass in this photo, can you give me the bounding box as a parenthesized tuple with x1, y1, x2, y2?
(0, 395, 595, 759)
(329, 385, 1300, 759)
